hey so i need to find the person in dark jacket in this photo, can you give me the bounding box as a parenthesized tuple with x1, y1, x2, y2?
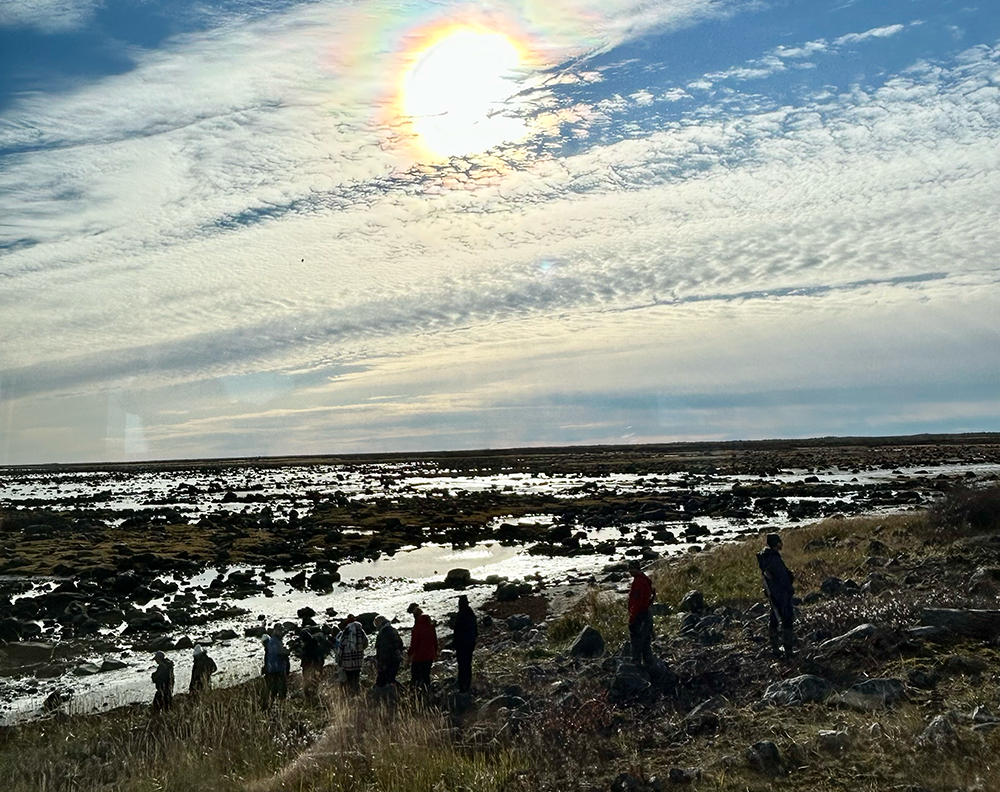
(261, 624, 291, 708)
(151, 651, 174, 712)
(189, 644, 217, 694)
(452, 595, 478, 693)
(758, 533, 795, 657)
(374, 615, 404, 688)
(406, 603, 438, 689)
(627, 560, 655, 667)
(299, 628, 330, 700)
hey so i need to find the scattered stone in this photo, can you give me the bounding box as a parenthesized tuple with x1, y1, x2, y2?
(72, 662, 103, 676)
(761, 675, 833, 707)
(817, 623, 879, 654)
(920, 608, 1000, 642)
(831, 678, 905, 711)
(678, 590, 705, 614)
(495, 581, 533, 602)
(746, 740, 783, 776)
(815, 729, 849, 753)
(506, 614, 533, 631)
(569, 626, 605, 658)
(100, 658, 128, 672)
(917, 713, 959, 749)
(174, 635, 194, 650)
(937, 654, 988, 677)
(609, 662, 652, 704)
(444, 568, 472, 588)
(667, 767, 702, 784)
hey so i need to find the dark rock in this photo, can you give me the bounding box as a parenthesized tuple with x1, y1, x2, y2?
(907, 669, 939, 689)
(746, 740, 783, 776)
(506, 614, 533, 631)
(820, 576, 844, 596)
(495, 581, 533, 601)
(444, 568, 472, 588)
(174, 635, 194, 650)
(667, 767, 702, 785)
(679, 590, 705, 614)
(101, 658, 128, 672)
(569, 626, 605, 658)
(308, 571, 340, 591)
(937, 654, 988, 677)
(609, 662, 652, 703)
(817, 623, 879, 654)
(211, 628, 239, 641)
(761, 675, 833, 707)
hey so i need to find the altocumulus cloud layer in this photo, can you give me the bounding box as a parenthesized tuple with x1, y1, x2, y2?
(0, 0, 998, 463)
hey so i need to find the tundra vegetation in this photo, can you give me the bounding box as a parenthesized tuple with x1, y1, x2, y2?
(1, 484, 999, 792)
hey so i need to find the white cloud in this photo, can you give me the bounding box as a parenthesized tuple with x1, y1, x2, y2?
(834, 23, 906, 46)
(0, 0, 102, 33)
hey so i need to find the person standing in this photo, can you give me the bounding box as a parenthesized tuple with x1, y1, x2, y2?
(758, 533, 795, 657)
(299, 628, 330, 700)
(406, 603, 438, 689)
(189, 644, 217, 694)
(627, 560, 655, 667)
(373, 615, 404, 688)
(336, 615, 368, 690)
(151, 651, 174, 713)
(452, 595, 478, 694)
(261, 624, 291, 708)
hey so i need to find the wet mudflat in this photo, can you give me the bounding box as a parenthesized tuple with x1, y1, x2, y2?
(1, 434, 998, 721)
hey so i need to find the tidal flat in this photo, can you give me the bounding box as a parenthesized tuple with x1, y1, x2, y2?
(1, 434, 999, 723)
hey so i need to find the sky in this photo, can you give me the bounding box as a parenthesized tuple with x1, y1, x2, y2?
(0, 0, 998, 465)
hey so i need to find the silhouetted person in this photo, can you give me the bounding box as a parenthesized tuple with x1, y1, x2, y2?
(299, 628, 330, 700)
(336, 615, 368, 690)
(453, 595, 478, 693)
(189, 644, 217, 694)
(628, 560, 655, 667)
(758, 533, 795, 657)
(374, 615, 404, 688)
(261, 624, 290, 708)
(151, 651, 174, 713)
(406, 603, 438, 689)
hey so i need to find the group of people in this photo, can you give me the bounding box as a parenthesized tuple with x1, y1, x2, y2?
(625, 531, 796, 667)
(150, 594, 480, 711)
(152, 532, 794, 712)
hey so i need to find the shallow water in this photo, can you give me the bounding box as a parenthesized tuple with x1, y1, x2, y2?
(1, 456, 997, 723)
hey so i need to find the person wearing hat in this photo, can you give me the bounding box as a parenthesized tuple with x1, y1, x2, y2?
(757, 533, 795, 657)
(406, 603, 438, 689)
(189, 644, 217, 695)
(336, 615, 368, 691)
(373, 615, 404, 688)
(261, 623, 291, 708)
(151, 651, 175, 712)
(627, 560, 655, 667)
(452, 595, 478, 694)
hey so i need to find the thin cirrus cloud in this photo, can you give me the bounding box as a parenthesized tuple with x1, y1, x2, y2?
(0, 0, 998, 463)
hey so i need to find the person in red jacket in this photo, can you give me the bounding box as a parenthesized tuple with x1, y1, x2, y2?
(406, 603, 438, 689)
(627, 560, 655, 667)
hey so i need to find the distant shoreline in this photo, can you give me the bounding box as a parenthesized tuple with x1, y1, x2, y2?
(4, 431, 999, 473)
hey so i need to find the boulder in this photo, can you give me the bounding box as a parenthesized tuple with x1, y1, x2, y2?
(746, 740, 783, 776)
(831, 678, 905, 711)
(917, 713, 958, 749)
(101, 658, 129, 672)
(609, 662, 651, 703)
(495, 581, 533, 602)
(0, 641, 55, 665)
(444, 568, 472, 588)
(679, 590, 705, 614)
(73, 662, 103, 676)
(506, 614, 533, 631)
(815, 729, 849, 753)
(817, 623, 879, 654)
(569, 626, 605, 658)
(308, 571, 340, 591)
(761, 675, 833, 707)
(920, 609, 1000, 642)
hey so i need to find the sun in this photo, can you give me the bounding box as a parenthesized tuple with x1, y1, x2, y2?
(400, 26, 529, 159)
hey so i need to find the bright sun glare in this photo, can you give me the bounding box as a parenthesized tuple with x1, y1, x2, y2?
(401, 27, 528, 159)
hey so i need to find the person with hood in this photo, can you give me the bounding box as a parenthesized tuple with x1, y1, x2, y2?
(758, 532, 795, 657)
(189, 644, 217, 694)
(627, 560, 655, 667)
(299, 627, 330, 700)
(261, 624, 291, 708)
(336, 615, 368, 689)
(406, 603, 438, 689)
(151, 651, 174, 712)
(452, 595, 478, 693)
(373, 615, 404, 688)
